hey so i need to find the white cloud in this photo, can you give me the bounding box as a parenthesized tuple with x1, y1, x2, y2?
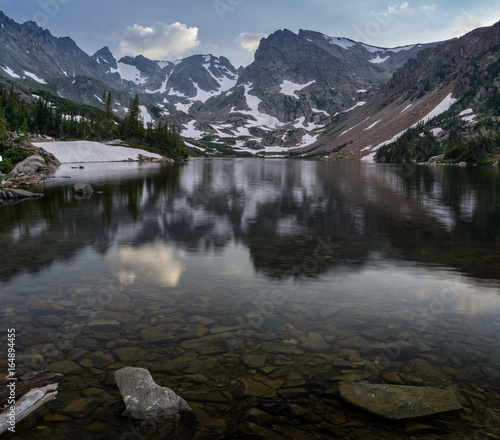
(235, 32, 268, 52)
(118, 21, 200, 59)
(453, 12, 483, 36)
(387, 2, 409, 15)
(420, 4, 437, 14)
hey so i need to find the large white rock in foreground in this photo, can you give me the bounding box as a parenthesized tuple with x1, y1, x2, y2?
(115, 367, 191, 419)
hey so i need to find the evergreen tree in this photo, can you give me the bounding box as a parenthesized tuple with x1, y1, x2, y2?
(0, 110, 7, 141)
(123, 93, 142, 141)
(103, 91, 114, 140)
(20, 118, 29, 143)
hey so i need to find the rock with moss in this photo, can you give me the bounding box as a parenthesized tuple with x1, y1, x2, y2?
(11, 155, 48, 175)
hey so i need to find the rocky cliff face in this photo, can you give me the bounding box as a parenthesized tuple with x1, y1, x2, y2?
(0, 12, 113, 87)
(194, 29, 441, 124)
(308, 21, 500, 160)
(379, 21, 500, 105)
(186, 29, 440, 151)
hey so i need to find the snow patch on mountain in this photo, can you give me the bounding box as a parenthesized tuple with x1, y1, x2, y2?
(1, 66, 20, 78)
(111, 62, 146, 85)
(324, 36, 355, 49)
(370, 54, 390, 64)
(24, 71, 47, 84)
(280, 80, 315, 97)
(139, 105, 153, 127)
(387, 45, 415, 53)
(345, 101, 367, 112)
(237, 84, 282, 128)
(182, 120, 204, 139)
(364, 119, 382, 130)
(413, 93, 457, 126)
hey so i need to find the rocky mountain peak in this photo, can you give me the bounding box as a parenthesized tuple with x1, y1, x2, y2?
(92, 46, 117, 69)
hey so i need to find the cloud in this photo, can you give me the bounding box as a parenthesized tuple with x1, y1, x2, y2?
(235, 32, 268, 52)
(420, 4, 437, 14)
(387, 2, 409, 15)
(453, 12, 483, 35)
(118, 21, 200, 59)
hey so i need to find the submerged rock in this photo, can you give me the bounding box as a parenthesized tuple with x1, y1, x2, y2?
(338, 382, 462, 421)
(74, 183, 93, 197)
(115, 367, 191, 420)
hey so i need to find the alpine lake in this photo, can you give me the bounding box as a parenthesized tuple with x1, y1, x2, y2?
(1, 158, 500, 439)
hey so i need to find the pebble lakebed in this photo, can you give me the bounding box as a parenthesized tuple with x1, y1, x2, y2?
(1, 269, 499, 440)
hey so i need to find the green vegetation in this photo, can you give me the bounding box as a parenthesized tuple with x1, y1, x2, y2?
(375, 123, 441, 163)
(443, 129, 500, 163)
(0, 82, 188, 173)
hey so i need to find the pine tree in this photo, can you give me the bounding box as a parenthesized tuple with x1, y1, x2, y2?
(123, 93, 142, 141)
(103, 91, 114, 140)
(0, 110, 7, 141)
(20, 118, 29, 144)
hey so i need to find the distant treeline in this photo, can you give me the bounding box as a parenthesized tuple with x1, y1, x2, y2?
(0, 82, 188, 166)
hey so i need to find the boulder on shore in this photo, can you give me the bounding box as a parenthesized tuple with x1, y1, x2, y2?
(114, 367, 191, 420)
(338, 381, 462, 421)
(11, 155, 49, 175)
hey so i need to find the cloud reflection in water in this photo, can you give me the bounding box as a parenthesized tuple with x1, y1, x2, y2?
(106, 242, 183, 287)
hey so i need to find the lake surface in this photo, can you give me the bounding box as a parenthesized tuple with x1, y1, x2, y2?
(1, 159, 500, 439)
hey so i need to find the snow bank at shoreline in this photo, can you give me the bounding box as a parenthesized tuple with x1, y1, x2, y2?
(32, 140, 163, 164)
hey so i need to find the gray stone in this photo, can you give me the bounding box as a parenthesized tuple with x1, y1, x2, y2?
(277, 387, 309, 399)
(36, 315, 64, 327)
(187, 315, 216, 325)
(300, 332, 331, 353)
(428, 154, 444, 164)
(333, 358, 358, 369)
(318, 307, 342, 319)
(243, 408, 281, 427)
(20, 329, 53, 346)
(74, 183, 93, 196)
(242, 353, 268, 368)
(181, 391, 228, 403)
(63, 398, 100, 418)
(113, 347, 147, 364)
(0, 188, 44, 202)
(17, 354, 45, 371)
(11, 155, 46, 175)
(90, 351, 115, 369)
(140, 327, 174, 343)
(85, 318, 120, 333)
(338, 382, 462, 421)
(107, 293, 131, 311)
(115, 367, 191, 419)
(47, 360, 84, 375)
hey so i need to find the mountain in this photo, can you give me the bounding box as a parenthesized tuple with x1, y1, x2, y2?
(0, 11, 240, 128)
(308, 20, 500, 161)
(187, 29, 441, 152)
(2, 10, 474, 157)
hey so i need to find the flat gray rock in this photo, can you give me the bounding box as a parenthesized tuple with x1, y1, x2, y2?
(338, 382, 462, 421)
(115, 367, 191, 419)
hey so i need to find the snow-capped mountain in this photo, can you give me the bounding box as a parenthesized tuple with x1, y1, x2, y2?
(185, 29, 441, 153)
(0, 10, 446, 155)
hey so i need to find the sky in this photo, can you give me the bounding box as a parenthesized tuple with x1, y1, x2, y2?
(0, 0, 499, 68)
